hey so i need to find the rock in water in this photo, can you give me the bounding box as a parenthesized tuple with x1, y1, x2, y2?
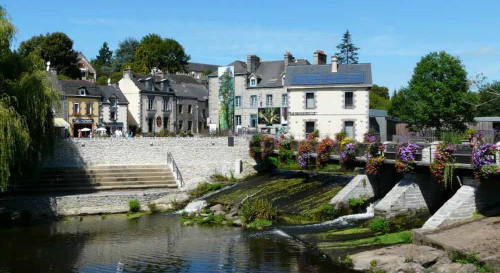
(210, 204, 223, 213)
(232, 219, 242, 226)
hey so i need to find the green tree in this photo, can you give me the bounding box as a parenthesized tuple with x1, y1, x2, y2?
(18, 32, 80, 78)
(335, 30, 359, 64)
(133, 34, 190, 74)
(0, 6, 59, 191)
(475, 81, 500, 117)
(112, 37, 139, 71)
(370, 84, 391, 110)
(218, 67, 234, 130)
(91, 41, 113, 77)
(389, 51, 476, 135)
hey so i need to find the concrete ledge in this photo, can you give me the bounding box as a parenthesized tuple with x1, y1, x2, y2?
(374, 173, 442, 218)
(330, 174, 374, 209)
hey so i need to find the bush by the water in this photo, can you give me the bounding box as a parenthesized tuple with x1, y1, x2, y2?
(369, 217, 390, 234)
(311, 204, 338, 222)
(191, 183, 223, 198)
(239, 198, 277, 224)
(129, 199, 141, 213)
(348, 198, 366, 213)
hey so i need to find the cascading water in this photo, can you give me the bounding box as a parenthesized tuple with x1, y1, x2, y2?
(180, 200, 207, 213)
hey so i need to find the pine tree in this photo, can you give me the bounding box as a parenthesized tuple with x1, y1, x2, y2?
(335, 30, 360, 64)
(96, 42, 113, 65)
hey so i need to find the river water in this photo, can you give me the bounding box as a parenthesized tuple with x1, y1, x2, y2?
(0, 213, 356, 273)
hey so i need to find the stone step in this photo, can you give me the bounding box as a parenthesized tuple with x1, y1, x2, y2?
(34, 177, 178, 185)
(19, 180, 178, 188)
(40, 173, 175, 181)
(14, 183, 178, 193)
(42, 167, 170, 176)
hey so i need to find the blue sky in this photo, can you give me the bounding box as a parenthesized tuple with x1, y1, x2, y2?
(3, 0, 500, 93)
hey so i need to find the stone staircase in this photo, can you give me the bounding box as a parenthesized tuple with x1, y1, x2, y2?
(15, 165, 178, 193)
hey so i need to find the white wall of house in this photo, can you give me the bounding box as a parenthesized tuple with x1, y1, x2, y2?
(118, 74, 140, 127)
(287, 87, 370, 142)
(101, 104, 128, 132)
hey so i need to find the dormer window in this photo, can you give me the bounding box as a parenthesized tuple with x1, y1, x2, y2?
(79, 88, 86, 96)
(110, 98, 117, 107)
(250, 77, 257, 87)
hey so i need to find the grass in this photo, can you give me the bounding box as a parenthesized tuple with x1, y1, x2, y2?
(452, 252, 491, 272)
(127, 211, 149, 220)
(239, 198, 278, 224)
(190, 182, 223, 198)
(322, 227, 372, 236)
(268, 156, 356, 174)
(323, 230, 413, 248)
(129, 199, 141, 213)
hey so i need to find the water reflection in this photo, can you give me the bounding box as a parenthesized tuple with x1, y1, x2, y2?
(0, 213, 354, 273)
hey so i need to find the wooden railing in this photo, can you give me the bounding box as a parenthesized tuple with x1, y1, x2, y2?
(167, 152, 184, 188)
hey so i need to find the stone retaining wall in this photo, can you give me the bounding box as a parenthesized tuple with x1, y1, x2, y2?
(330, 175, 374, 209)
(42, 137, 256, 189)
(0, 190, 178, 216)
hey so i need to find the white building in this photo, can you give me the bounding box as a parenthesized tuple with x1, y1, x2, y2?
(285, 55, 372, 142)
(98, 85, 129, 134)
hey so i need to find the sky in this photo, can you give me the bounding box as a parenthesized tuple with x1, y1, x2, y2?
(3, 0, 500, 93)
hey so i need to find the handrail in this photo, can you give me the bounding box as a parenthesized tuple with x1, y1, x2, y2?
(167, 152, 184, 188)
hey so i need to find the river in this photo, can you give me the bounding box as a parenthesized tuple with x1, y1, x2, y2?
(0, 213, 356, 273)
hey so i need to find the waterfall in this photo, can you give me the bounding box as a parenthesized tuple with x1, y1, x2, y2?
(179, 200, 208, 213)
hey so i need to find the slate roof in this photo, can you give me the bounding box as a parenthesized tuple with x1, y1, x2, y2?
(474, 116, 500, 122)
(98, 85, 129, 104)
(369, 109, 388, 117)
(250, 60, 285, 88)
(59, 80, 101, 97)
(285, 63, 372, 86)
(130, 73, 208, 100)
(186, 62, 220, 73)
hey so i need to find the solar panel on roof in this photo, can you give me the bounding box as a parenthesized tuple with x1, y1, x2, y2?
(291, 73, 364, 85)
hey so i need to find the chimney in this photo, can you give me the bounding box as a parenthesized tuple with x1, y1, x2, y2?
(49, 67, 58, 77)
(123, 66, 132, 78)
(331, 56, 338, 72)
(313, 50, 327, 65)
(284, 51, 295, 66)
(246, 55, 260, 72)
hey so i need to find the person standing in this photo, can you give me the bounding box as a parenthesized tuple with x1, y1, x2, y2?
(78, 129, 82, 138)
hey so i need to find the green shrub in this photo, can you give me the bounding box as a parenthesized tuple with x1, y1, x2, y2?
(249, 134, 263, 160)
(369, 217, 390, 234)
(191, 182, 222, 198)
(239, 198, 277, 224)
(186, 130, 194, 137)
(311, 204, 337, 222)
(129, 199, 141, 213)
(348, 198, 365, 212)
(398, 231, 412, 243)
(452, 252, 491, 272)
(248, 219, 273, 229)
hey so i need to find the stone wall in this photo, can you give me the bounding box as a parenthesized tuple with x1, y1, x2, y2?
(43, 137, 256, 189)
(0, 190, 177, 216)
(374, 173, 443, 218)
(330, 175, 374, 209)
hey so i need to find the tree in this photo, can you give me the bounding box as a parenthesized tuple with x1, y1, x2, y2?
(218, 67, 234, 131)
(335, 30, 359, 64)
(133, 34, 190, 74)
(0, 6, 59, 191)
(369, 84, 391, 110)
(91, 42, 113, 77)
(388, 51, 476, 135)
(112, 37, 139, 71)
(18, 32, 80, 78)
(475, 81, 500, 117)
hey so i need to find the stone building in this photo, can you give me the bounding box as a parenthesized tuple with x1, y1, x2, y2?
(285, 53, 372, 142)
(76, 52, 96, 82)
(181, 62, 220, 80)
(98, 85, 129, 135)
(119, 68, 208, 134)
(208, 52, 309, 134)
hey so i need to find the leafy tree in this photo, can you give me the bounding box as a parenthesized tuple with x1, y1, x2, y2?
(474, 81, 500, 117)
(218, 67, 234, 130)
(91, 42, 113, 77)
(389, 51, 476, 135)
(0, 6, 59, 191)
(133, 34, 190, 74)
(112, 37, 139, 71)
(18, 32, 80, 78)
(369, 84, 391, 110)
(335, 30, 359, 64)
(372, 84, 390, 99)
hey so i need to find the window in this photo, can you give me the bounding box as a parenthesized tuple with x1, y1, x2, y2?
(202, 109, 206, 118)
(73, 102, 80, 114)
(178, 105, 183, 114)
(305, 121, 315, 134)
(164, 117, 169, 129)
(110, 111, 116, 120)
(235, 115, 241, 126)
(110, 98, 117, 107)
(250, 95, 257, 108)
(345, 121, 354, 138)
(188, 105, 193, 114)
(345, 92, 354, 108)
(178, 120, 183, 130)
(282, 94, 288, 107)
(86, 102, 92, 115)
(306, 93, 315, 109)
(79, 88, 85, 96)
(266, 95, 273, 107)
(148, 97, 154, 110)
(250, 78, 257, 87)
(163, 98, 168, 111)
(188, 121, 193, 131)
(250, 115, 257, 128)
(235, 96, 241, 108)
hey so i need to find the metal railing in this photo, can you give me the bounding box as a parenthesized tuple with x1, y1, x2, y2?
(167, 152, 184, 188)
